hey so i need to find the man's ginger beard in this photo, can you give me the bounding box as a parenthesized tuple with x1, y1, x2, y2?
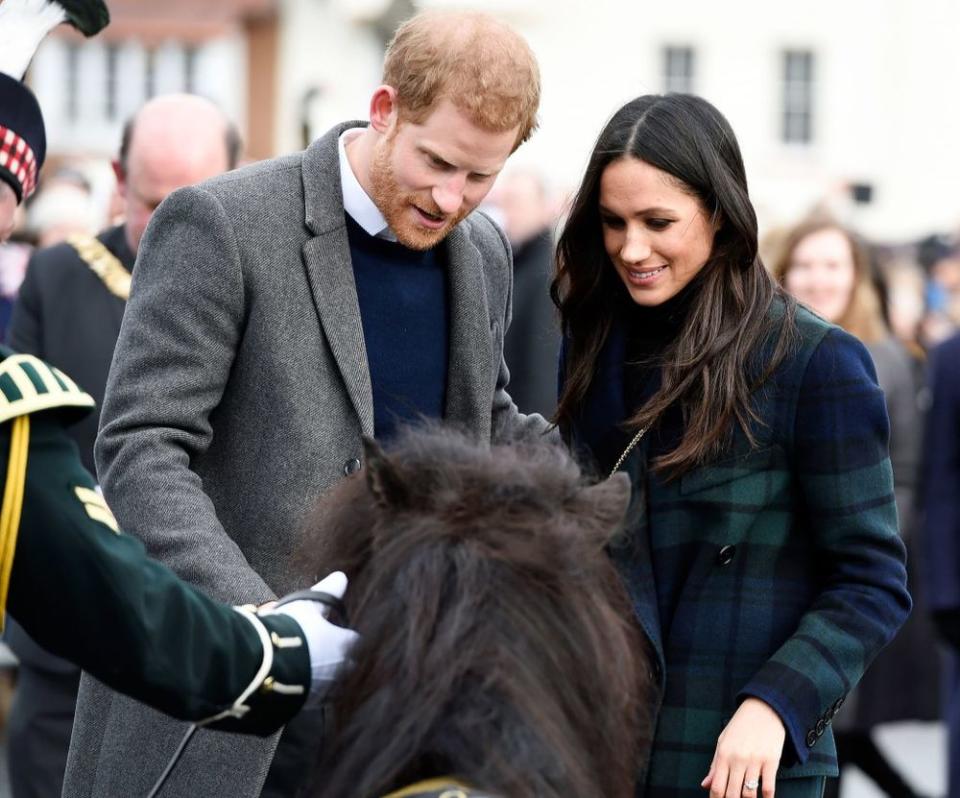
(369, 126, 469, 251)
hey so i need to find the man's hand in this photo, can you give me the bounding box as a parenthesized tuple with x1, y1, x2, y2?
(266, 571, 359, 706)
(701, 697, 785, 798)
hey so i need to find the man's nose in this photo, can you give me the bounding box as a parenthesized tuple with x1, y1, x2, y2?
(432, 174, 467, 215)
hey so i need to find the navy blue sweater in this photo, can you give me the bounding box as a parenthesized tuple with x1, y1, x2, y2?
(346, 215, 449, 440)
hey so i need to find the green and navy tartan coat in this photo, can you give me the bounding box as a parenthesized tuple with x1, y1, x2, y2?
(564, 303, 910, 797)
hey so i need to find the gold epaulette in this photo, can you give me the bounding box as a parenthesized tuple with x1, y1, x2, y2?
(67, 234, 131, 301)
(0, 355, 95, 425)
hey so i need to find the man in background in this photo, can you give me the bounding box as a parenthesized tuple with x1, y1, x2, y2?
(493, 168, 560, 418)
(6, 92, 239, 798)
(923, 331, 960, 798)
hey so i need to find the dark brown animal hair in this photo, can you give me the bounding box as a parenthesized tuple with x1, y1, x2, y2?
(552, 94, 797, 477)
(300, 425, 649, 798)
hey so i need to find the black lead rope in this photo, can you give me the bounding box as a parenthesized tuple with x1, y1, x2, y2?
(145, 724, 197, 798)
(145, 590, 348, 797)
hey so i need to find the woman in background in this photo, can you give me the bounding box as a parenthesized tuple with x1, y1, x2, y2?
(775, 219, 939, 798)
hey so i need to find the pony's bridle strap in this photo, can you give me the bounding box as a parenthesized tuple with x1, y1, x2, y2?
(381, 777, 492, 798)
(273, 589, 347, 622)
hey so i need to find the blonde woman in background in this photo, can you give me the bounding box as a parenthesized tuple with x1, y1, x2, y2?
(774, 218, 939, 798)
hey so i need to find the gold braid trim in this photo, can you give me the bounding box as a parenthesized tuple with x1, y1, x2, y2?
(0, 415, 30, 631)
(67, 234, 131, 301)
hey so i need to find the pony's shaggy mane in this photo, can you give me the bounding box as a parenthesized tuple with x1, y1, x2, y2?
(300, 426, 650, 798)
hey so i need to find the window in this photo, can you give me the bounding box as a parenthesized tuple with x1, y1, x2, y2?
(144, 47, 157, 99)
(105, 43, 119, 120)
(663, 46, 695, 94)
(782, 50, 814, 144)
(184, 46, 198, 95)
(66, 42, 81, 122)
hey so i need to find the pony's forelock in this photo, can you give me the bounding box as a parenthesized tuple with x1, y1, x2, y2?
(300, 426, 650, 798)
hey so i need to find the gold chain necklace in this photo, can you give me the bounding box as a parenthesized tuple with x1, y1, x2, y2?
(607, 426, 648, 480)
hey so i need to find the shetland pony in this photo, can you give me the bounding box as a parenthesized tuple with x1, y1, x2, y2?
(301, 427, 650, 798)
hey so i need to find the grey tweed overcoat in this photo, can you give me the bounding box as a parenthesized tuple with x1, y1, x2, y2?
(63, 122, 547, 797)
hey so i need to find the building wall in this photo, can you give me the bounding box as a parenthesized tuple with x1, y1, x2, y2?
(30, 33, 247, 160)
(276, 0, 960, 240)
(273, 0, 384, 154)
(26, 0, 960, 241)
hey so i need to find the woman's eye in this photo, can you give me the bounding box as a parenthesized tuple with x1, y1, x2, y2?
(601, 216, 624, 230)
(647, 219, 672, 230)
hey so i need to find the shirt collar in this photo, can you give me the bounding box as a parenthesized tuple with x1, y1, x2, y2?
(338, 128, 396, 241)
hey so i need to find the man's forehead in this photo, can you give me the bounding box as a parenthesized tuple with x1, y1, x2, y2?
(404, 102, 518, 172)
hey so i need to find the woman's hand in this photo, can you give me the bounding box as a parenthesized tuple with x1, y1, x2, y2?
(701, 697, 785, 798)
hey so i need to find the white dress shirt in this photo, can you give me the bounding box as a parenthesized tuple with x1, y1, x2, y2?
(338, 128, 396, 241)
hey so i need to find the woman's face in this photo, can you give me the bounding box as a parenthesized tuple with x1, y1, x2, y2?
(599, 157, 715, 307)
(783, 228, 857, 323)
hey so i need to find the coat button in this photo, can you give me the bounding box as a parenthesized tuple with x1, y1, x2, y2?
(805, 729, 818, 748)
(343, 458, 362, 476)
(717, 545, 736, 566)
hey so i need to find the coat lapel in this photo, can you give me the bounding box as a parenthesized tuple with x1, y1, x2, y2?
(300, 123, 375, 437)
(443, 223, 494, 434)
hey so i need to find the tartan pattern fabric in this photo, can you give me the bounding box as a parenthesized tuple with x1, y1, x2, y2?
(0, 125, 38, 200)
(568, 304, 910, 797)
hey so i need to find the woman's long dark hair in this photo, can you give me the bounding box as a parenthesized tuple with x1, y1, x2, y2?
(301, 427, 648, 798)
(552, 94, 796, 476)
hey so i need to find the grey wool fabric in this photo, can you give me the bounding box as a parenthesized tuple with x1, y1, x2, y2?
(63, 122, 549, 797)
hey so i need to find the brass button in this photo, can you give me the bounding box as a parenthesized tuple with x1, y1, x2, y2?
(343, 458, 362, 476)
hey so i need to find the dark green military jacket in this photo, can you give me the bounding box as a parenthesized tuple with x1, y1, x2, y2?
(0, 348, 311, 735)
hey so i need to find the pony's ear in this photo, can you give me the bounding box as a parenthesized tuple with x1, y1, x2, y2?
(581, 472, 632, 545)
(362, 436, 409, 509)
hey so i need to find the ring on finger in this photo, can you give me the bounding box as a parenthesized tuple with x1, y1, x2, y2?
(743, 779, 760, 791)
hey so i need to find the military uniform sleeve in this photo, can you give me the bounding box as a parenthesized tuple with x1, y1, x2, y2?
(3, 410, 310, 735)
(736, 328, 911, 765)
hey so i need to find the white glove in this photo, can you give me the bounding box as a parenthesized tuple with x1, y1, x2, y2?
(267, 571, 359, 707)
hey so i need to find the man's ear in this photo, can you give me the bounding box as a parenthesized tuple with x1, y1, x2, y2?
(111, 160, 127, 198)
(368, 85, 399, 135)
